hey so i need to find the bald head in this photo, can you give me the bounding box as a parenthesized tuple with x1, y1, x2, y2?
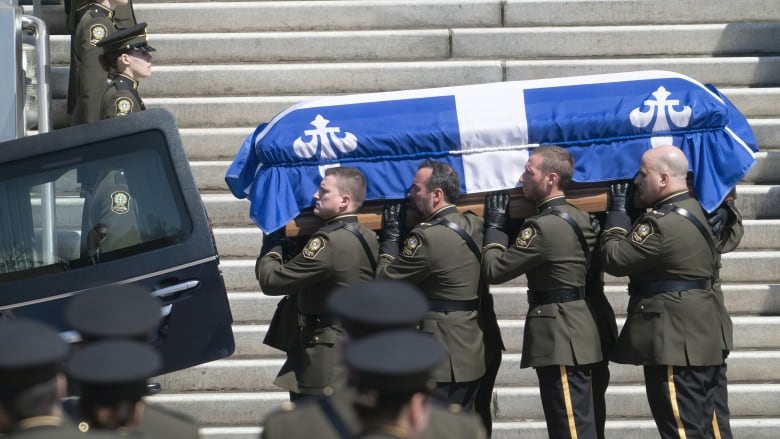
(634, 145, 690, 206)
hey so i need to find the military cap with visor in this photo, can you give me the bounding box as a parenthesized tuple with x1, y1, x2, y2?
(96, 22, 155, 54)
(64, 285, 162, 342)
(0, 318, 69, 395)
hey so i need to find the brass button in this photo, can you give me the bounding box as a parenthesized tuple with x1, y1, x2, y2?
(640, 305, 645, 311)
(314, 336, 319, 342)
(536, 309, 541, 314)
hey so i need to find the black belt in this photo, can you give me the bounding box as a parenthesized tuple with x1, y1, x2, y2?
(527, 288, 585, 306)
(428, 298, 480, 313)
(628, 279, 712, 295)
(298, 313, 337, 329)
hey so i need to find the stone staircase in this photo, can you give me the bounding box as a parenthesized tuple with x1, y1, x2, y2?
(30, 0, 780, 437)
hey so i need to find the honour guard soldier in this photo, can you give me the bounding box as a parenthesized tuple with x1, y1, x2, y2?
(261, 280, 487, 439)
(70, 0, 130, 125)
(256, 167, 379, 400)
(601, 145, 727, 438)
(345, 330, 445, 439)
(0, 319, 81, 438)
(96, 23, 154, 119)
(481, 146, 603, 439)
(376, 160, 493, 415)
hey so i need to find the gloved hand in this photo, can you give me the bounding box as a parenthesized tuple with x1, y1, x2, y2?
(380, 200, 406, 257)
(260, 227, 285, 258)
(608, 182, 630, 213)
(706, 200, 735, 237)
(590, 213, 602, 236)
(484, 191, 510, 232)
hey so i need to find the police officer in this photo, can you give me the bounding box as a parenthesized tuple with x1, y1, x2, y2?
(0, 319, 80, 438)
(64, 286, 202, 438)
(96, 23, 154, 119)
(70, 0, 130, 125)
(601, 145, 726, 438)
(260, 280, 487, 439)
(375, 160, 491, 414)
(256, 167, 379, 400)
(344, 330, 445, 439)
(64, 339, 159, 433)
(481, 145, 602, 439)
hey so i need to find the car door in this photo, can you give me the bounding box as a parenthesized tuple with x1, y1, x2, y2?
(0, 109, 234, 374)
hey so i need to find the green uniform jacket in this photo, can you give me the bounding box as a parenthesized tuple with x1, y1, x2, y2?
(71, 4, 115, 126)
(100, 74, 145, 119)
(257, 215, 378, 394)
(375, 205, 486, 383)
(482, 196, 602, 368)
(4, 417, 84, 439)
(139, 404, 201, 438)
(601, 192, 725, 366)
(260, 386, 486, 439)
(713, 201, 744, 353)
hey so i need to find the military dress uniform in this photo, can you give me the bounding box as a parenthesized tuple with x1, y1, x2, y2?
(100, 74, 144, 119)
(482, 195, 602, 439)
(601, 191, 726, 439)
(257, 214, 379, 396)
(70, 3, 117, 125)
(376, 205, 486, 409)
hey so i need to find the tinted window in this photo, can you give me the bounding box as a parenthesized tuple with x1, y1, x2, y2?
(0, 130, 192, 281)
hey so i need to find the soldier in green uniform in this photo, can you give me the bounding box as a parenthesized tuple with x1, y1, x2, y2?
(261, 280, 486, 439)
(63, 286, 203, 438)
(96, 23, 154, 119)
(481, 146, 602, 439)
(256, 167, 379, 400)
(375, 160, 487, 413)
(601, 145, 726, 438)
(0, 319, 81, 438)
(70, 0, 130, 126)
(345, 330, 445, 439)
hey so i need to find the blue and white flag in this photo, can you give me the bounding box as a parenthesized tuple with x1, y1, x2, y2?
(226, 70, 757, 234)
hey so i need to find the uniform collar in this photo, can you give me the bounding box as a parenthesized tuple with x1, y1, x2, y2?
(361, 422, 409, 438)
(85, 3, 113, 19)
(536, 195, 567, 212)
(425, 204, 457, 222)
(112, 73, 138, 90)
(16, 416, 63, 430)
(326, 214, 359, 225)
(654, 190, 691, 209)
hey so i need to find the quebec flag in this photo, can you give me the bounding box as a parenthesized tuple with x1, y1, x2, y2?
(226, 71, 758, 234)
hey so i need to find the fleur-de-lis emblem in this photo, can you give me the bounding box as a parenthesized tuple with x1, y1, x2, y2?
(293, 115, 358, 160)
(629, 86, 692, 147)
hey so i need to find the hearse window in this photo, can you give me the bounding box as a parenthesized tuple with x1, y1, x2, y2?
(0, 130, 192, 281)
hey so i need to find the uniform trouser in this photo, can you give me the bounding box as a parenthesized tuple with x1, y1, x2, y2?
(536, 365, 596, 439)
(706, 363, 732, 439)
(590, 360, 610, 439)
(475, 344, 502, 436)
(644, 365, 720, 439)
(434, 379, 481, 411)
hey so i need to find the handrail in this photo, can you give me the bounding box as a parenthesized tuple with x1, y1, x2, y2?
(21, 14, 56, 265)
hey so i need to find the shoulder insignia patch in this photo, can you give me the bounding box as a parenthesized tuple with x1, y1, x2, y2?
(110, 190, 131, 214)
(89, 24, 108, 45)
(401, 235, 422, 257)
(114, 97, 133, 115)
(631, 222, 654, 245)
(515, 226, 537, 248)
(302, 236, 325, 259)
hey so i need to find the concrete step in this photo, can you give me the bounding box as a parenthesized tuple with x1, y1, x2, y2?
(198, 418, 780, 439)
(225, 316, 780, 359)
(48, 23, 780, 66)
(147, 383, 780, 425)
(49, 57, 780, 99)
(156, 350, 780, 392)
(224, 282, 780, 327)
(191, 147, 780, 193)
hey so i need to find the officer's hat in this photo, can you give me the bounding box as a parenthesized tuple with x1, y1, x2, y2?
(0, 318, 69, 395)
(328, 280, 428, 340)
(344, 329, 443, 397)
(97, 22, 155, 54)
(65, 339, 161, 403)
(65, 285, 162, 342)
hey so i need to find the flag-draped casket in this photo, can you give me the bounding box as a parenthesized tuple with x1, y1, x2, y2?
(226, 70, 757, 234)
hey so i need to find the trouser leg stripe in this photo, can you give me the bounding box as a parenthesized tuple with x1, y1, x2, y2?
(667, 365, 687, 439)
(560, 365, 579, 439)
(712, 412, 722, 439)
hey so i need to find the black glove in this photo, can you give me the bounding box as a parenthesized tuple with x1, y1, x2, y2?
(590, 213, 602, 236)
(380, 200, 406, 257)
(706, 200, 736, 237)
(608, 182, 630, 213)
(260, 228, 285, 258)
(484, 191, 510, 232)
